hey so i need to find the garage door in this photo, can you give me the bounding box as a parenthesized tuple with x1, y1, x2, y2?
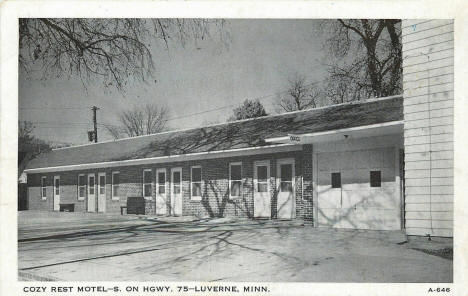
(316, 147, 401, 230)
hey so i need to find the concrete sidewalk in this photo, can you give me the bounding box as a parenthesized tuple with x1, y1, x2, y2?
(18, 225, 452, 282)
(18, 211, 452, 282)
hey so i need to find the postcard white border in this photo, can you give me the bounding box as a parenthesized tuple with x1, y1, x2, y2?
(1, 0, 467, 295)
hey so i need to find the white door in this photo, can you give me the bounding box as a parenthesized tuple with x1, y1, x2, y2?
(316, 148, 400, 230)
(97, 173, 106, 213)
(171, 168, 182, 216)
(156, 168, 167, 215)
(276, 159, 295, 219)
(87, 173, 96, 212)
(254, 160, 271, 218)
(53, 176, 60, 211)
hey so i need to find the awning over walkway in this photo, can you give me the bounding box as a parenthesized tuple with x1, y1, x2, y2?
(265, 121, 404, 145)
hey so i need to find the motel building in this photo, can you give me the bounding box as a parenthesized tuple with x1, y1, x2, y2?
(24, 20, 454, 238)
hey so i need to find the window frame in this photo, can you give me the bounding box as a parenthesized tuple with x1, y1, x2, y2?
(156, 168, 167, 196)
(254, 160, 270, 194)
(171, 167, 182, 196)
(77, 174, 86, 201)
(88, 173, 96, 196)
(112, 171, 120, 200)
(41, 176, 47, 200)
(370, 170, 382, 187)
(279, 163, 294, 193)
(190, 166, 202, 201)
(98, 172, 106, 196)
(331, 172, 341, 189)
(142, 169, 153, 200)
(54, 175, 60, 196)
(229, 162, 243, 199)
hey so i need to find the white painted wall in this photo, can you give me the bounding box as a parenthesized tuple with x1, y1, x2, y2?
(313, 134, 404, 230)
(402, 20, 454, 237)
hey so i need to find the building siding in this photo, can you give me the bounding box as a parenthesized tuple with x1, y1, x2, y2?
(27, 148, 314, 221)
(402, 19, 454, 237)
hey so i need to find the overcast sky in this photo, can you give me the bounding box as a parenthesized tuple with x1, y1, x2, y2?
(19, 19, 327, 145)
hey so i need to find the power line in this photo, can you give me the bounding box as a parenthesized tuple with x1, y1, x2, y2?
(22, 78, 326, 129)
(163, 79, 325, 122)
(19, 107, 91, 110)
(27, 126, 89, 129)
(80, 78, 325, 129)
(27, 121, 92, 126)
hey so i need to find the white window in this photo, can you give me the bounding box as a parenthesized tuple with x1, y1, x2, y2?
(54, 177, 60, 195)
(78, 174, 86, 200)
(280, 164, 294, 192)
(143, 169, 152, 199)
(157, 169, 166, 195)
(112, 171, 120, 200)
(88, 174, 95, 195)
(191, 166, 202, 200)
(229, 162, 242, 198)
(99, 173, 106, 195)
(41, 176, 47, 200)
(256, 165, 269, 193)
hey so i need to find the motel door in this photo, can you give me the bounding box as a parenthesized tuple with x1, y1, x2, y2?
(156, 168, 167, 215)
(87, 173, 96, 212)
(254, 160, 271, 218)
(97, 173, 106, 213)
(276, 159, 296, 219)
(171, 168, 182, 216)
(53, 176, 60, 211)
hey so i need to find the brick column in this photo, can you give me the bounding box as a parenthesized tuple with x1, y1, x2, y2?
(145, 169, 156, 215)
(302, 144, 314, 222)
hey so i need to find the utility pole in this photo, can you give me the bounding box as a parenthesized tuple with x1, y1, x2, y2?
(91, 106, 99, 143)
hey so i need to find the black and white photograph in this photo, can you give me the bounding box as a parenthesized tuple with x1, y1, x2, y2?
(1, 1, 466, 295)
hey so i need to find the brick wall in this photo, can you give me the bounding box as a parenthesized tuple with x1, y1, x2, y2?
(301, 144, 314, 222)
(402, 19, 454, 237)
(27, 147, 314, 220)
(28, 174, 53, 211)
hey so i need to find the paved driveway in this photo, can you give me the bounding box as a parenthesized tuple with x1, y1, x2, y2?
(18, 211, 452, 282)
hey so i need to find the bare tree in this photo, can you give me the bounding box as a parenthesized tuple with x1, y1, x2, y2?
(19, 19, 228, 91)
(106, 104, 169, 139)
(18, 121, 52, 156)
(320, 19, 402, 102)
(276, 75, 321, 112)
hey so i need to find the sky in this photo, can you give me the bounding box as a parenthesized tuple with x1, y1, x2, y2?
(19, 19, 327, 145)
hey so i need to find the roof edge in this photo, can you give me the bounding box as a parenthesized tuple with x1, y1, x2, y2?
(265, 120, 404, 143)
(52, 94, 403, 151)
(27, 143, 302, 173)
